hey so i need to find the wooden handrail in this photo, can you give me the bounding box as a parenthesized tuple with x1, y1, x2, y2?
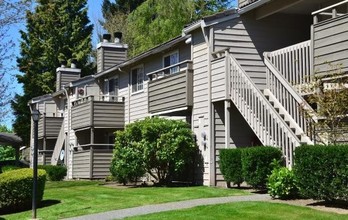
(312, 0, 348, 16)
(146, 60, 192, 78)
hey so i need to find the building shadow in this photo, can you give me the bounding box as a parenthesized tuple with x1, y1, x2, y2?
(0, 199, 60, 215)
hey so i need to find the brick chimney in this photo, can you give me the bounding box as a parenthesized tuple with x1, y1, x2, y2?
(56, 59, 81, 92)
(97, 32, 128, 73)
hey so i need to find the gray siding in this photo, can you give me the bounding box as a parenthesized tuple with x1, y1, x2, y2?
(56, 71, 80, 91)
(313, 14, 348, 74)
(92, 150, 113, 179)
(71, 99, 124, 130)
(72, 149, 113, 179)
(38, 152, 52, 165)
(213, 101, 261, 186)
(97, 46, 127, 72)
(38, 117, 64, 139)
(213, 14, 310, 89)
(93, 102, 124, 128)
(148, 70, 193, 113)
(192, 30, 210, 185)
(72, 150, 91, 179)
(211, 57, 227, 101)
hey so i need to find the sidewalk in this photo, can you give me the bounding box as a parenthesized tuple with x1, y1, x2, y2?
(64, 194, 270, 220)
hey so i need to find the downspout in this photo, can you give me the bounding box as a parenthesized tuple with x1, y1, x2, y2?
(118, 67, 130, 124)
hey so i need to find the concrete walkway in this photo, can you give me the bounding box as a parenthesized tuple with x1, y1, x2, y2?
(65, 194, 270, 220)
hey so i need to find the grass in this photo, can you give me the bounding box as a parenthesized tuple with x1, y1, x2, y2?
(1, 181, 248, 220)
(126, 201, 348, 220)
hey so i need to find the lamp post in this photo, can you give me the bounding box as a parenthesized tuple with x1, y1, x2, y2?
(31, 109, 40, 219)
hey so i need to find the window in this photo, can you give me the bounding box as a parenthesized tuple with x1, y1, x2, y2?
(163, 51, 179, 75)
(103, 77, 119, 101)
(132, 66, 144, 93)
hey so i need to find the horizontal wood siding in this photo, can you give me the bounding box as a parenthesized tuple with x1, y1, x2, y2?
(93, 102, 125, 128)
(148, 71, 193, 113)
(97, 47, 103, 73)
(211, 58, 226, 101)
(72, 150, 91, 179)
(192, 30, 209, 185)
(103, 47, 127, 70)
(45, 117, 64, 138)
(313, 14, 348, 74)
(38, 153, 52, 165)
(92, 149, 113, 179)
(213, 14, 310, 89)
(71, 102, 92, 129)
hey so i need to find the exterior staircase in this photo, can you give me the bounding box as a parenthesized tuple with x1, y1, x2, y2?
(227, 46, 317, 166)
(51, 121, 65, 165)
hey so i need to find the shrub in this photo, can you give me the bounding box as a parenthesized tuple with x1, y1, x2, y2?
(294, 144, 348, 201)
(0, 168, 46, 213)
(38, 165, 67, 181)
(1, 165, 21, 173)
(219, 148, 243, 187)
(242, 146, 282, 189)
(111, 117, 196, 185)
(267, 160, 298, 199)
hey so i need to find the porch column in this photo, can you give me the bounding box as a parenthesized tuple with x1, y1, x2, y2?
(90, 127, 94, 149)
(224, 100, 230, 149)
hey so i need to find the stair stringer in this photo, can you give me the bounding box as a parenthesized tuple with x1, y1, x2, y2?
(51, 120, 65, 165)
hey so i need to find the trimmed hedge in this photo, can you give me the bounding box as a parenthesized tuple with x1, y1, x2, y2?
(294, 145, 348, 201)
(38, 165, 67, 181)
(219, 148, 243, 187)
(0, 168, 46, 213)
(242, 146, 282, 189)
(1, 165, 21, 173)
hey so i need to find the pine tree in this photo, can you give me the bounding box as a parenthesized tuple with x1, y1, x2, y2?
(12, 0, 93, 145)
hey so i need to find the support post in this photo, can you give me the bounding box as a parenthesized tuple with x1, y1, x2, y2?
(224, 100, 230, 149)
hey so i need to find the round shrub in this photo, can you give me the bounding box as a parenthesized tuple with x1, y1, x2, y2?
(242, 146, 282, 189)
(219, 148, 243, 187)
(38, 165, 67, 181)
(0, 168, 46, 213)
(267, 162, 299, 199)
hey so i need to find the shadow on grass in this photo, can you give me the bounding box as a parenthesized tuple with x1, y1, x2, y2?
(308, 200, 348, 210)
(0, 199, 60, 215)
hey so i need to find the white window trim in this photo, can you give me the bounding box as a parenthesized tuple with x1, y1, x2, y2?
(131, 64, 144, 94)
(163, 50, 179, 75)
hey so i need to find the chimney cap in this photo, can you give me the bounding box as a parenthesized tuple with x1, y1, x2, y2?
(103, 34, 111, 41)
(60, 60, 67, 67)
(114, 32, 122, 39)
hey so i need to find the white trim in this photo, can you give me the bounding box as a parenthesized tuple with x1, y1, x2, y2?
(312, 0, 348, 16)
(150, 107, 188, 116)
(131, 64, 144, 94)
(162, 50, 180, 75)
(96, 42, 128, 49)
(56, 67, 81, 73)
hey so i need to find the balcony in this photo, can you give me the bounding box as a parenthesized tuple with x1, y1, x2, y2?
(71, 95, 125, 130)
(38, 115, 64, 139)
(148, 60, 193, 114)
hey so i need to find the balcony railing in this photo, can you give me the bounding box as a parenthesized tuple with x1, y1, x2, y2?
(312, 0, 348, 24)
(38, 115, 64, 139)
(147, 60, 193, 114)
(71, 95, 125, 130)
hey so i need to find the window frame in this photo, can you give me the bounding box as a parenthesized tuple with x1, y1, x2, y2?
(163, 50, 179, 75)
(131, 65, 144, 94)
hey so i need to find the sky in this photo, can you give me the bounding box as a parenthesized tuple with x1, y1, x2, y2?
(3, 0, 103, 129)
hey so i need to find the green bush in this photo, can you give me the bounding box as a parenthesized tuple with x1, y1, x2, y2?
(0, 168, 46, 213)
(242, 146, 282, 189)
(38, 165, 67, 181)
(294, 145, 348, 201)
(219, 148, 243, 187)
(111, 117, 196, 185)
(1, 165, 21, 173)
(267, 160, 298, 199)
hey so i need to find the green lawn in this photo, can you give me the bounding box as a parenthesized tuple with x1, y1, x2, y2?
(1, 181, 248, 220)
(126, 201, 348, 220)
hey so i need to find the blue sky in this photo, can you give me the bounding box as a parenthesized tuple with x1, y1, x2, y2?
(4, 0, 103, 128)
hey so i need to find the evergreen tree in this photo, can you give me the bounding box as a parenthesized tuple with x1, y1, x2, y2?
(12, 0, 93, 145)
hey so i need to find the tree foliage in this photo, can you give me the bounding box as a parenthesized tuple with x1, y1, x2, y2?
(0, 1, 32, 122)
(12, 0, 93, 146)
(303, 64, 348, 144)
(0, 125, 15, 161)
(101, 0, 231, 57)
(110, 117, 196, 185)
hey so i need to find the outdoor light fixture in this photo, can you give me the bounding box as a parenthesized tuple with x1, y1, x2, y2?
(31, 109, 40, 219)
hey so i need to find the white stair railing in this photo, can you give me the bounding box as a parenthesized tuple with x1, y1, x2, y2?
(264, 50, 319, 143)
(229, 53, 301, 167)
(267, 40, 311, 86)
(51, 121, 65, 165)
